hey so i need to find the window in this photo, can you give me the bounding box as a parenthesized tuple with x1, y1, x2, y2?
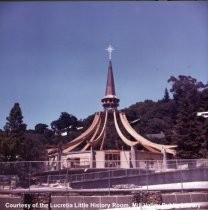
(67, 158, 80, 168)
(105, 152, 120, 168)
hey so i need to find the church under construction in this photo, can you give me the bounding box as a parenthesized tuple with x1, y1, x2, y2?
(48, 46, 177, 170)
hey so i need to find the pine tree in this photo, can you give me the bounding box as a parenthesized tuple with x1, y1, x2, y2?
(1, 103, 48, 161)
(2, 103, 27, 161)
(4, 103, 26, 132)
(162, 88, 170, 102)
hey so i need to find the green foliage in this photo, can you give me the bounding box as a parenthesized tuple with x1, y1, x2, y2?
(126, 100, 176, 138)
(22, 133, 47, 161)
(1, 103, 26, 161)
(48, 112, 82, 146)
(34, 123, 48, 134)
(162, 88, 170, 102)
(4, 103, 27, 132)
(0, 103, 47, 161)
(168, 75, 207, 158)
(51, 112, 78, 135)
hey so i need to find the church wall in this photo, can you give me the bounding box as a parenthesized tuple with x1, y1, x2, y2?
(95, 151, 105, 168)
(61, 152, 91, 169)
(120, 151, 130, 168)
(49, 149, 164, 170)
(135, 150, 163, 170)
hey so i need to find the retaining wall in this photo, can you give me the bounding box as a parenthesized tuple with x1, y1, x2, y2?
(71, 168, 208, 189)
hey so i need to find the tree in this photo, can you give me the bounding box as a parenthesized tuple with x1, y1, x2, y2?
(4, 103, 27, 132)
(197, 87, 208, 157)
(0, 103, 48, 161)
(126, 99, 176, 137)
(168, 75, 207, 158)
(51, 112, 78, 135)
(1, 103, 27, 161)
(168, 75, 205, 102)
(35, 123, 49, 134)
(23, 133, 47, 161)
(162, 88, 170, 102)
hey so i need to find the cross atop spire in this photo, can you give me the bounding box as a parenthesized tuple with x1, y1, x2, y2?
(106, 45, 114, 60)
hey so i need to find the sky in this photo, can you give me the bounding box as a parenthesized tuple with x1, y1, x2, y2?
(0, 2, 208, 129)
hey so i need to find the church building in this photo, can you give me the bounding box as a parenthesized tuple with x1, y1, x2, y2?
(48, 46, 176, 170)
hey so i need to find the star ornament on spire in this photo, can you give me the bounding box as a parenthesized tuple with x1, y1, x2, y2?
(106, 45, 114, 60)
